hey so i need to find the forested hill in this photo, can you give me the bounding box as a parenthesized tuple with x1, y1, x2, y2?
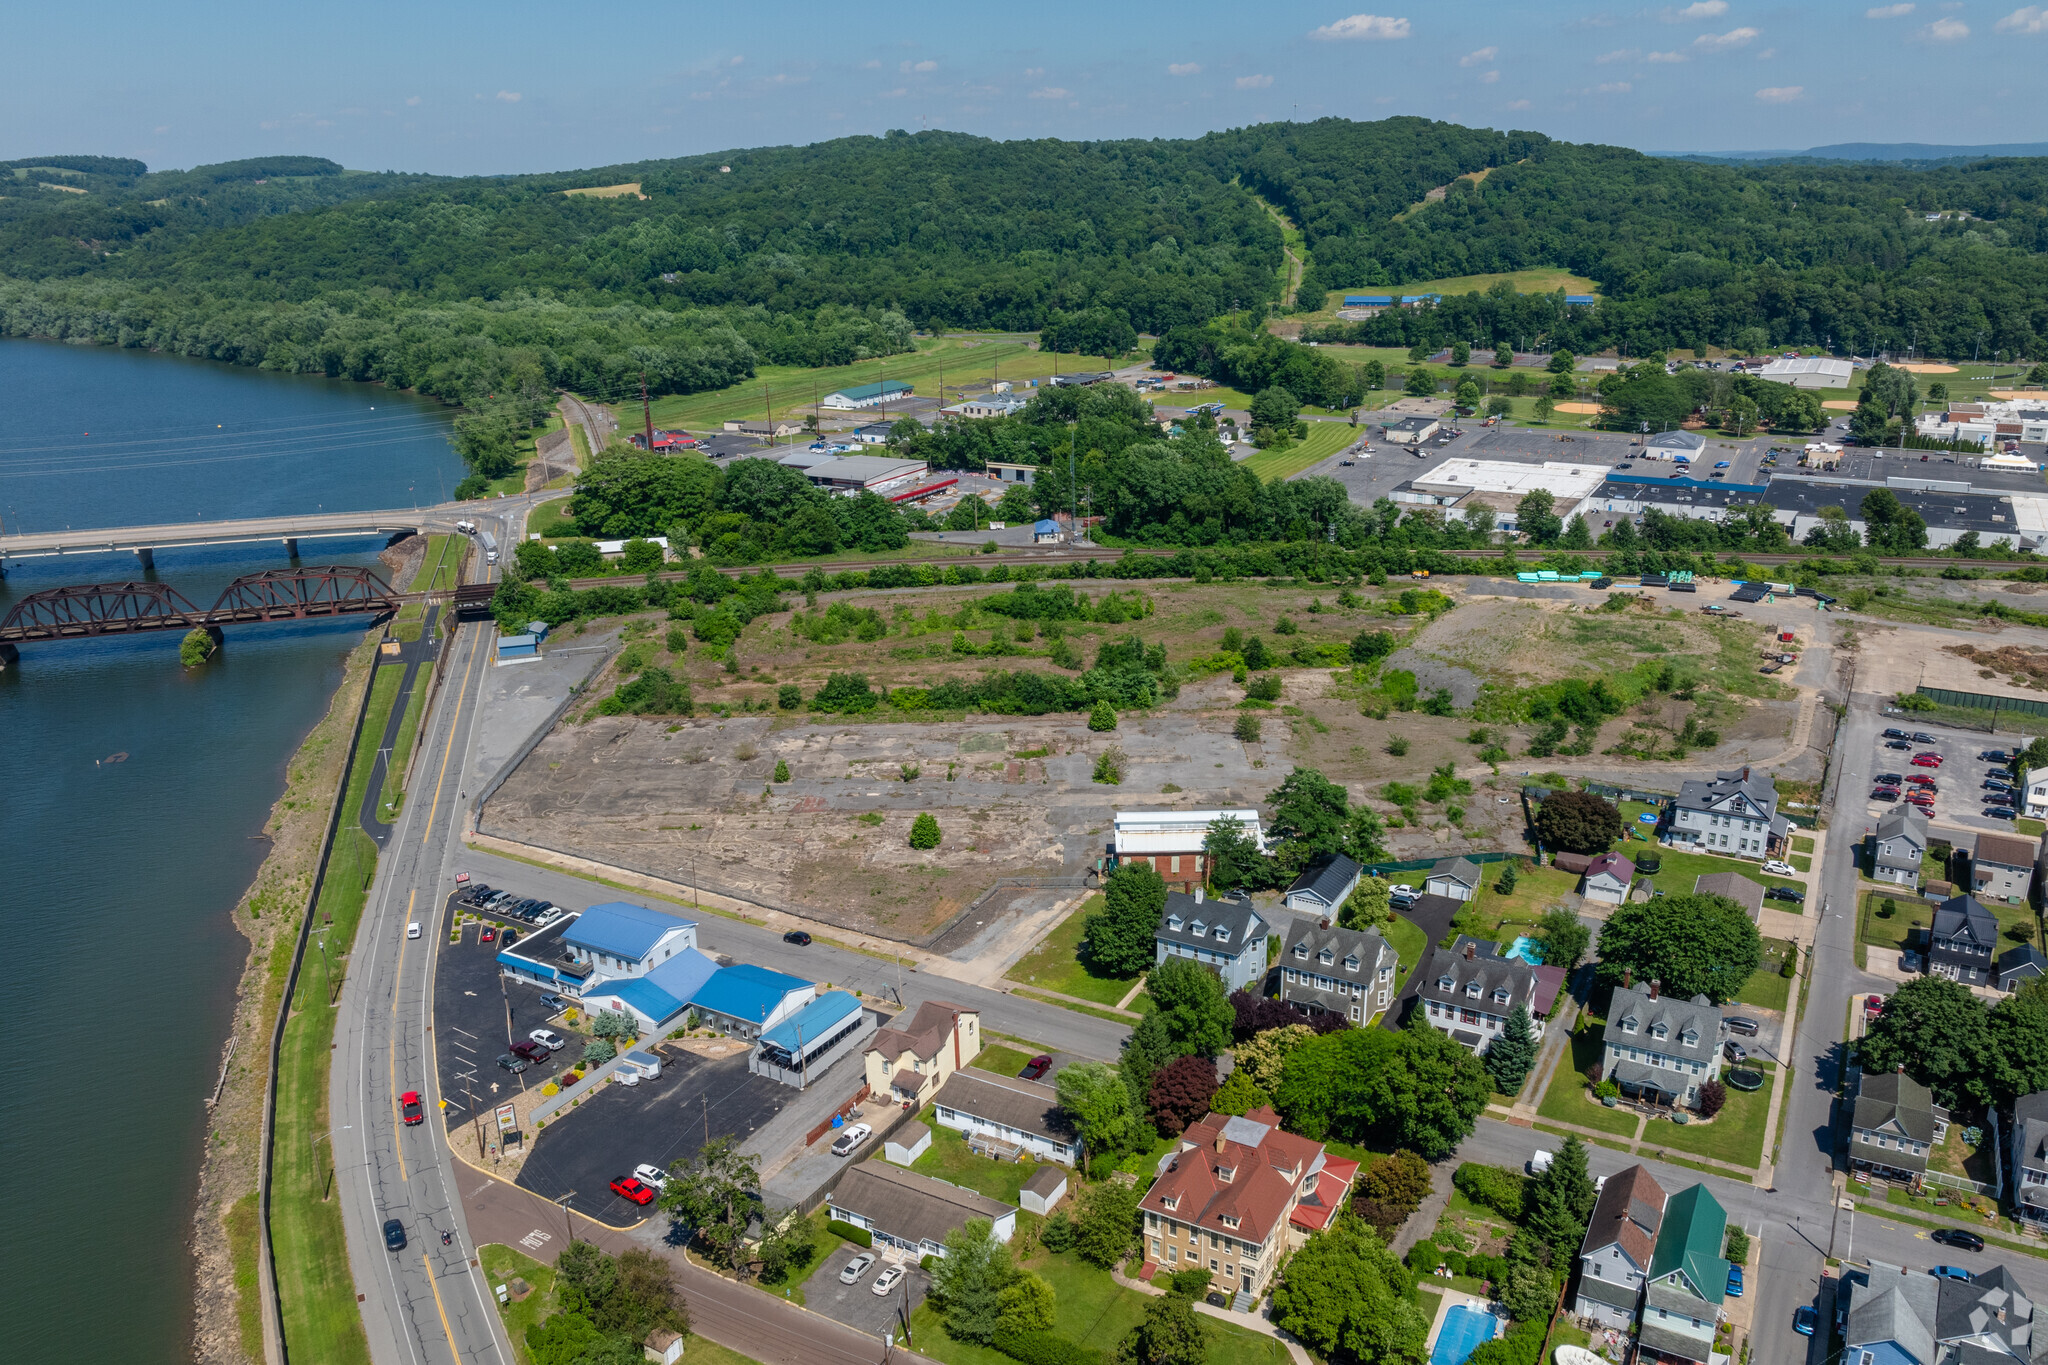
(8, 118, 2048, 412)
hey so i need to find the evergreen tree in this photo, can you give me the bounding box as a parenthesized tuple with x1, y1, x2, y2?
(1089, 699, 1118, 731)
(1523, 1135, 1598, 1258)
(1486, 1004, 1539, 1095)
(909, 812, 942, 849)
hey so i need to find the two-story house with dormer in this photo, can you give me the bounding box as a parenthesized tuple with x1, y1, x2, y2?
(1601, 981, 1724, 1111)
(1637, 1184, 1732, 1365)
(1872, 806, 1930, 891)
(1851, 1069, 1950, 1183)
(1574, 1164, 1666, 1329)
(1154, 891, 1270, 994)
(1138, 1107, 1357, 1307)
(1277, 921, 1397, 1025)
(1839, 1259, 2039, 1365)
(2009, 1090, 2048, 1224)
(1928, 893, 1999, 986)
(1665, 766, 1787, 861)
(1415, 936, 1554, 1054)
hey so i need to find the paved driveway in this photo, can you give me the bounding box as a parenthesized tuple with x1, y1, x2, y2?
(801, 1246, 928, 1337)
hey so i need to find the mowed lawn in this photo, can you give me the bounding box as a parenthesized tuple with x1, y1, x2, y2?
(1651, 1063, 1772, 1168)
(1537, 1019, 1639, 1138)
(907, 1111, 1048, 1206)
(1005, 896, 1138, 1006)
(1239, 422, 1357, 481)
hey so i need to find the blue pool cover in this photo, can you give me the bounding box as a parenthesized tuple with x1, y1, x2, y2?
(1431, 1305, 1501, 1365)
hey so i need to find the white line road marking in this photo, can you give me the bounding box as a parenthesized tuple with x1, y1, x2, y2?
(519, 1229, 554, 1251)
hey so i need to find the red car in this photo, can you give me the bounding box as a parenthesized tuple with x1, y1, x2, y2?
(1866, 994, 1886, 1016)
(1905, 795, 1935, 811)
(1018, 1055, 1053, 1081)
(1911, 754, 1943, 767)
(609, 1176, 657, 1206)
(400, 1091, 424, 1126)
(480, 927, 496, 943)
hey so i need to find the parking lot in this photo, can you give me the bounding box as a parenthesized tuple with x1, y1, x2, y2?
(799, 1246, 928, 1336)
(431, 890, 586, 1132)
(514, 1049, 800, 1223)
(1863, 722, 2019, 835)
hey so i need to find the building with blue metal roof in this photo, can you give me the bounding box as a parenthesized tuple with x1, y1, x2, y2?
(560, 903, 698, 977)
(581, 947, 722, 1031)
(752, 990, 875, 1088)
(692, 963, 816, 1039)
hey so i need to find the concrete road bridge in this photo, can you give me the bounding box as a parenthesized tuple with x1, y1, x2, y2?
(0, 507, 469, 570)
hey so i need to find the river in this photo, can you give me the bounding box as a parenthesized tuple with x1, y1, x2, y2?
(0, 339, 465, 1365)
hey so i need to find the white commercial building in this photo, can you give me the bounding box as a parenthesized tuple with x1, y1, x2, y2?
(1757, 357, 1853, 389)
(1915, 401, 2048, 449)
(802, 456, 929, 494)
(1112, 808, 1264, 892)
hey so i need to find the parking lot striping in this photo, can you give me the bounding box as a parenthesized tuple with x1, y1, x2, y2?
(420, 1251, 462, 1363)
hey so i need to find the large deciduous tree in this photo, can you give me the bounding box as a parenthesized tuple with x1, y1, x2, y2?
(1145, 957, 1234, 1059)
(656, 1136, 762, 1273)
(1204, 815, 1266, 891)
(1075, 1177, 1144, 1268)
(1858, 974, 1992, 1108)
(1537, 907, 1592, 971)
(1533, 790, 1626, 855)
(1085, 861, 1166, 977)
(1595, 894, 1762, 1004)
(1116, 1288, 1209, 1365)
(1054, 1061, 1139, 1175)
(1270, 1215, 1427, 1365)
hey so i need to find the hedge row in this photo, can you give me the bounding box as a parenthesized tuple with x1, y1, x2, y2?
(826, 1219, 872, 1248)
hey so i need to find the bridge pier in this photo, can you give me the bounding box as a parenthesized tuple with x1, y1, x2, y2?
(134, 546, 154, 572)
(282, 538, 299, 559)
(0, 642, 16, 671)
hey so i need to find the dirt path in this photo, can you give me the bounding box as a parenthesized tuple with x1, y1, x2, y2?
(1250, 193, 1305, 309)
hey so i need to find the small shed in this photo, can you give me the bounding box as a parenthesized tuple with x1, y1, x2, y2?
(1551, 851, 1594, 875)
(621, 1049, 663, 1080)
(1020, 1164, 1070, 1216)
(1425, 857, 1482, 902)
(1033, 518, 1063, 544)
(644, 1328, 685, 1365)
(886, 1119, 932, 1166)
(1581, 851, 1635, 906)
(2001, 946, 2048, 992)
(495, 632, 539, 663)
(1283, 852, 1364, 915)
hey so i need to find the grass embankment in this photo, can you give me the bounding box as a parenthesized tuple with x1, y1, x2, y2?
(392, 534, 463, 642)
(476, 413, 565, 497)
(380, 667, 432, 817)
(271, 644, 434, 1365)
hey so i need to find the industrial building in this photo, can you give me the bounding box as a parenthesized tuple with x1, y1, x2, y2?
(1755, 357, 1853, 389)
(801, 455, 929, 494)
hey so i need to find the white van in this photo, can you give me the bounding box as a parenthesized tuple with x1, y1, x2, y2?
(406, 922, 422, 940)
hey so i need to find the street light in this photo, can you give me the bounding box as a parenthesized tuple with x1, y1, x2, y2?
(311, 1126, 350, 1201)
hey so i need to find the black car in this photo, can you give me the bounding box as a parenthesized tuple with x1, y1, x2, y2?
(1912, 732, 1938, 744)
(783, 930, 813, 946)
(1871, 789, 1900, 802)
(1875, 773, 1903, 785)
(1985, 780, 2013, 792)
(501, 928, 520, 947)
(1986, 806, 2019, 820)
(1767, 886, 1806, 903)
(1983, 751, 2012, 764)
(1885, 740, 1913, 750)
(461, 884, 494, 905)
(497, 1052, 528, 1073)
(384, 1218, 407, 1251)
(1882, 728, 1910, 740)
(1933, 1228, 1986, 1252)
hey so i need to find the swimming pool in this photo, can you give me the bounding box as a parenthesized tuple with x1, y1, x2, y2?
(1506, 936, 1545, 965)
(1430, 1305, 1501, 1365)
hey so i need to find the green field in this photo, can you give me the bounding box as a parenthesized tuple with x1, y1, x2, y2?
(1239, 422, 1357, 481)
(908, 1111, 1052, 1205)
(1290, 268, 1602, 329)
(1650, 1063, 1772, 1168)
(1005, 896, 1138, 1006)
(1536, 1020, 1641, 1138)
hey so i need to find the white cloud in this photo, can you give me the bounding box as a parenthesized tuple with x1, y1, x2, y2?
(878, 87, 908, 98)
(1028, 86, 1070, 99)
(1997, 6, 2048, 33)
(1236, 73, 1275, 88)
(1459, 46, 1498, 65)
(900, 59, 937, 73)
(495, 90, 522, 102)
(1595, 48, 1637, 62)
(1594, 81, 1632, 93)
(1694, 26, 1760, 49)
(1755, 84, 1804, 102)
(1309, 13, 1411, 41)
(1480, 69, 1500, 82)
(1866, 3, 1915, 15)
(1023, 67, 1045, 76)
(1168, 62, 1203, 75)
(1923, 16, 1970, 37)
(1506, 98, 1532, 109)
(863, 60, 881, 69)
(404, 95, 421, 106)
(1668, 0, 1727, 17)
(1647, 50, 1687, 61)
(689, 90, 713, 100)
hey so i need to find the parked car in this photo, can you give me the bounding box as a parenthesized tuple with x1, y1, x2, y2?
(529, 1029, 565, 1051)
(384, 1218, 407, 1251)
(1886, 740, 1913, 750)
(501, 929, 520, 947)
(872, 1265, 908, 1296)
(1931, 1265, 1975, 1283)
(480, 927, 496, 943)
(1724, 1041, 1749, 1063)
(1933, 1228, 1986, 1251)
(1866, 994, 1886, 1016)
(839, 1252, 877, 1284)
(1527, 1150, 1555, 1176)
(1763, 859, 1797, 876)
(783, 930, 813, 946)
(1871, 789, 1900, 802)
(1912, 754, 1943, 767)
(1905, 776, 1937, 790)
(400, 1090, 423, 1126)
(608, 1176, 657, 1207)
(1728, 1265, 1745, 1297)
(1767, 886, 1805, 903)
(510, 1041, 549, 1063)
(1985, 779, 2013, 793)
(1882, 728, 1910, 740)
(1726, 1017, 1760, 1036)
(538, 993, 568, 1013)
(1794, 1307, 1817, 1337)
(832, 1123, 874, 1157)
(497, 1052, 528, 1073)
(1983, 750, 2012, 764)
(1986, 806, 2019, 820)
(1019, 1055, 1053, 1081)
(1912, 732, 1939, 744)
(461, 883, 493, 905)
(632, 1163, 670, 1190)
(1715, 461, 1732, 469)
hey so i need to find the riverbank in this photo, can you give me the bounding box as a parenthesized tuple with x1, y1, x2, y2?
(194, 631, 379, 1365)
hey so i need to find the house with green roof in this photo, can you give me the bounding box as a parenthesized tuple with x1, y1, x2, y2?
(1638, 1184, 1731, 1365)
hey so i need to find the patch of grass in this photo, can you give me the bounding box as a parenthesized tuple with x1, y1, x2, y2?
(1006, 895, 1139, 1006)
(407, 534, 464, 592)
(767, 1210, 848, 1306)
(908, 1112, 1051, 1204)
(482, 1243, 558, 1363)
(1384, 912, 1429, 987)
(380, 662, 434, 816)
(2021, 817, 2048, 838)
(1531, 1123, 1635, 1155)
(1009, 988, 1135, 1023)
(225, 1193, 263, 1364)
(1238, 422, 1357, 482)
(1454, 864, 1576, 944)
(1654, 1074, 1770, 1168)
(528, 498, 579, 538)
(1790, 854, 1813, 872)
(1730, 939, 1794, 1012)
(975, 1042, 1036, 1078)
(1792, 835, 1817, 854)
(1536, 1021, 1640, 1137)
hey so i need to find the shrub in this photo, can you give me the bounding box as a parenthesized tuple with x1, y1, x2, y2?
(1879, 898, 1896, 919)
(909, 812, 942, 849)
(1725, 1227, 1750, 1264)
(1405, 1239, 1441, 1275)
(1594, 1078, 1620, 1100)
(1387, 736, 1410, 756)
(581, 1040, 616, 1067)
(1038, 1210, 1077, 1253)
(1697, 1079, 1727, 1119)
(1234, 714, 1263, 743)
(1093, 746, 1127, 785)
(777, 683, 802, 710)
(773, 759, 791, 782)
(1273, 616, 1298, 635)
(1245, 673, 1284, 702)
(991, 1328, 1106, 1365)
(827, 1219, 873, 1247)
(1452, 1163, 1526, 1221)
(1088, 699, 1118, 732)
(1167, 1268, 1212, 1299)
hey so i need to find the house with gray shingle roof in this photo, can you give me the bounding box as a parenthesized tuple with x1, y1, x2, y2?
(1838, 1258, 2039, 1365)
(1277, 920, 1397, 1025)
(2010, 1091, 2048, 1225)
(1850, 1070, 1950, 1181)
(1873, 807, 1930, 891)
(1929, 894, 2000, 987)
(1154, 891, 1270, 994)
(1666, 766, 1786, 861)
(1601, 982, 1724, 1110)
(1693, 870, 1764, 922)
(1415, 936, 1549, 1055)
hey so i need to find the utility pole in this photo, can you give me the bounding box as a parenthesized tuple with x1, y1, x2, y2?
(641, 372, 654, 452)
(556, 1193, 578, 1246)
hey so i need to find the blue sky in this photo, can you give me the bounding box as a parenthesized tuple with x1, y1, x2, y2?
(7, 1, 2045, 174)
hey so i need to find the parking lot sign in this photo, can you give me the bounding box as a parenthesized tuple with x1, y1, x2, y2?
(495, 1103, 517, 1133)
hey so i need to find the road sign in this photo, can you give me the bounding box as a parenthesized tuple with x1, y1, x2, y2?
(495, 1103, 517, 1132)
